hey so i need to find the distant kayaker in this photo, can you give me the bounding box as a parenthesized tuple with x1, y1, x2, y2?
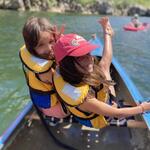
(53, 17, 150, 129)
(131, 14, 142, 28)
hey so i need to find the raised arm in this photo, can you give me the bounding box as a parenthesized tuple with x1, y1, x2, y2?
(98, 17, 114, 73)
(98, 17, 115, 96)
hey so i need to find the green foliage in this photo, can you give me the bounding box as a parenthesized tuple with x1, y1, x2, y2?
(112, 0, 150, 8)
(48, 0, 57, 7)
(75, 0, 150, 8)
(74, 0, 97, 6)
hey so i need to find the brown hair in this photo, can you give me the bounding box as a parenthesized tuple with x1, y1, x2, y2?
(22, 17, 54, 56)
(59, 55, 115, 89)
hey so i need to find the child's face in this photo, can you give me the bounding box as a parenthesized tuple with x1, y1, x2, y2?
(35, 31, 55, 60)
(76, 54, 94, 73)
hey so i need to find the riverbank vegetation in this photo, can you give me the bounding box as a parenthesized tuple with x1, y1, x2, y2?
(77, 0, 150, 8)
(0, 0, 150, 16)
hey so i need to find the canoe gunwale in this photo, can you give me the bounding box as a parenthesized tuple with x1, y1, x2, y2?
(112, 58, 150, 130)
(0, 102, 33, 150)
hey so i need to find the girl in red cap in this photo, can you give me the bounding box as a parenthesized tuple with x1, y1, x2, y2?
(53, 17, 150, 128)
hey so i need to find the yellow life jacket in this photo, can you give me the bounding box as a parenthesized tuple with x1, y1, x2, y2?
(53, 69, 109, 128)
(19, 45, 54, 73)
(19, 45, 57, 108)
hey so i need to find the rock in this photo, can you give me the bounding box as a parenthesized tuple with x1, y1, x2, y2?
(69, 2, 83, 12)
(127, 5, 147, 16)
(56, 0, 83, 13)
(0, 0, 149, 17)
(146, 9, 150, 16)
(99, 1, 114, 15)
(17, 0, 25, 11)
(58, 3, 69, 12)
(0, 0, 53, 11)
(40, 0, 50, 11)
(0, 0, 3, 7)
(2, 0, 24, 10)
(23, 0, 31, 10)
(0, 0, 3, 9)
(89, 1, 114, 15)
(29, 0, 42, 11)
(115, 1, 129, 16)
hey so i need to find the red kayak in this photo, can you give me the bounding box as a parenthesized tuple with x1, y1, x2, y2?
(123, 23, 150, 31)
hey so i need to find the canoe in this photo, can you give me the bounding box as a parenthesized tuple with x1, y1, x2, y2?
(1, 36, 150, 150)
(123, 23, 150, 32)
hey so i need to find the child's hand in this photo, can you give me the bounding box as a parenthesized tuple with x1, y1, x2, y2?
(53, 24, 65, 42)
(98, 17, 114, 37)
(140, 101, 150, 113)
(98, 17, 109, 29)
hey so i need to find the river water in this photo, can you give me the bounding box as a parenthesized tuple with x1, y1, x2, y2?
(0, 10, 150, 135)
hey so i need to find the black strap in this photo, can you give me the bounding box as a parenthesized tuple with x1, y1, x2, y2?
(29, 87, 56, 95)
(59, 101, 68, 114)
(75, 106, 93, 116)
(109, 93, 117, 102)
(22, 64, 30, 86)
(22, 64, 56, 95)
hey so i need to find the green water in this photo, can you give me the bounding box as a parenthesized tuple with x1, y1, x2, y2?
(0, 10, 150, 135)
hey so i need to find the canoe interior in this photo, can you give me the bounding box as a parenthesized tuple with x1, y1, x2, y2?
(4, 112, 150, 150)
(2, 36, 150, 150)
(111, 65, 136, 105)
(4, 63, 150, 150)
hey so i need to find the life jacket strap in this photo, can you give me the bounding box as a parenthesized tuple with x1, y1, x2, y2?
(29, 87, 56, 95)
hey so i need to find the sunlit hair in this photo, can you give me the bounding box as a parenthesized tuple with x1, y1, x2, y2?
(59, 55, 115, 89)
(22, 17, 54, 56)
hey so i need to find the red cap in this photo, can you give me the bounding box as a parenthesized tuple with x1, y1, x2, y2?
(53, 33, 99, 63)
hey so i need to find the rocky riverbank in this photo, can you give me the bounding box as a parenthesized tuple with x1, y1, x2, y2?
(0, 0, 150, 16)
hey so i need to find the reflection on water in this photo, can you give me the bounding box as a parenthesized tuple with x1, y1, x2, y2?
(0, 10, 149, 134)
